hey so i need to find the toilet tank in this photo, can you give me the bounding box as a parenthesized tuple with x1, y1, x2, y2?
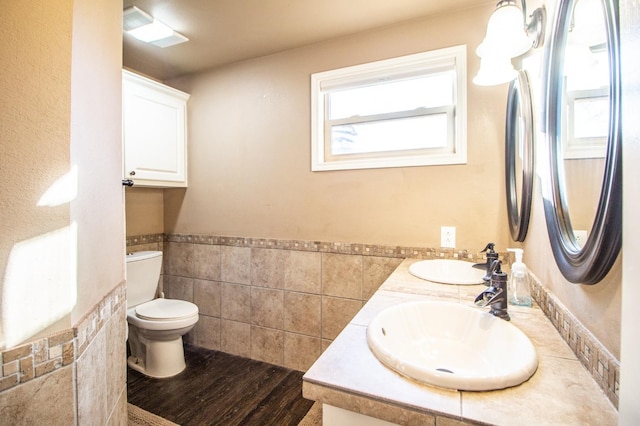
(126, 251, 163, 308)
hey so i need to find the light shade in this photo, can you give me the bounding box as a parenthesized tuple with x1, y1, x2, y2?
(476, 2, 532, 59)
(123, 6, 188, 48)
(473, 55, 518, 86)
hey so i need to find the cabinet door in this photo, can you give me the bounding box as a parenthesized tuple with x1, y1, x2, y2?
(123, 71, 189, 187)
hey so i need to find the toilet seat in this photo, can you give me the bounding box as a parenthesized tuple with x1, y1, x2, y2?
(127, 298, 199, 332)
(136, 298, 198, 321)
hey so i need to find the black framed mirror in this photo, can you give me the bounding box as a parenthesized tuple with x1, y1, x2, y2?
(506, 70, 535, 242)
(543, 0, 621, 284)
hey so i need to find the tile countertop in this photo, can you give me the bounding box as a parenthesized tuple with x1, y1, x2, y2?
(302, 259, 618, 426)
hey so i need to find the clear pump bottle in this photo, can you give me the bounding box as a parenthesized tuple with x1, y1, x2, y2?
(507, 248, 532, 307)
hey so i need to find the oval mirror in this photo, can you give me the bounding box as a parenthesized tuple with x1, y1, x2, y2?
(506, 70, 535, 242)
(543, 0, 621, 284)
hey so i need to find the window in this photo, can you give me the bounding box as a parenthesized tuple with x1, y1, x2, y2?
(563, 87, 608, 159)
(311, 45, 467, 171)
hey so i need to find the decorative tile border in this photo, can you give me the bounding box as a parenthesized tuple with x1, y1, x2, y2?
(129, 232, 492, 263)
(126, 233, 164, 248)
(75, 281, 127, 358)
(0, 282, 126, 394)
(530, 272, 619, 409)
(0, 329, 74, 393)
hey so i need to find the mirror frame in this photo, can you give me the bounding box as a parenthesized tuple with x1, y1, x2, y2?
(543, 0, 622, 284)
(506, 70, 535, 242)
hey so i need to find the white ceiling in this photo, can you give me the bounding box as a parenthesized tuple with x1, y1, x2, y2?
(122, 0, 490, 81)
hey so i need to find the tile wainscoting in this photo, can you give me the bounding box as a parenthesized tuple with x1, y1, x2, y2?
(126, 233, 619, 409)
(530, 273, 620, 408)
(0, 282, 128, 424)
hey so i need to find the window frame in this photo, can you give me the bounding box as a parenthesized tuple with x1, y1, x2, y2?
(311, 45, 467, 172)
(563, 87, 609, 159)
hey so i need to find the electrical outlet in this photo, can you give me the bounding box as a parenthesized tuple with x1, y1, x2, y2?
(441, 226, 456, 248)
(574, 230, 588, 248)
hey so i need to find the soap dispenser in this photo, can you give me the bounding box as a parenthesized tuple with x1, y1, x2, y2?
(507, 248, 532, 307)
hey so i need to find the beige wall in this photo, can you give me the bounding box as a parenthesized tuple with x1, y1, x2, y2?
(523, 181, 621, 359)
(0, 0, 124, 348)
(71, 0, 125, 324)
(0, 0, 74, 348)
(0, 0, 127, 423)
(125, 187, 165, 237)
(165, 3, 511, 250)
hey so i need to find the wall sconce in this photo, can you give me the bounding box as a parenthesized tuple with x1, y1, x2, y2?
(123, 6, 188, 48)
(473, 56, 518, 86)
(473, 0, 546, 86)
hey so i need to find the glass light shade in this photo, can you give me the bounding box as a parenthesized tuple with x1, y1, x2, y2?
(477, 3, 533, 58)
(473, 56, 518, 86)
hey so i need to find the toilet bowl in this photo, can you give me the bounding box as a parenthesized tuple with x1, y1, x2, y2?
(126, 251, 199, 378)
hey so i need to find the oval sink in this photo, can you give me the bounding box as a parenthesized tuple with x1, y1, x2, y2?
(366, 301, 538, 391)
(408, 259, 485, 285)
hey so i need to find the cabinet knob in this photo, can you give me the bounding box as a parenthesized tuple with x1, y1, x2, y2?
(129, 170, 136, 176)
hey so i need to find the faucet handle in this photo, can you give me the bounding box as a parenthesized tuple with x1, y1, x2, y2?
(473, 243, 496, 270)
(489, 259, 502, 274)
(480, 242, 496, 253)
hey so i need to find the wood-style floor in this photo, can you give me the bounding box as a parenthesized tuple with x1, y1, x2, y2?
(127, 344, 315, 425)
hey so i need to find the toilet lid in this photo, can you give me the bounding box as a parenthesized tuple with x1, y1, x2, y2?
(135, 298, 198, 321)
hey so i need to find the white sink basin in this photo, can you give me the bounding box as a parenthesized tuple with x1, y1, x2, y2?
(366, 301, 538, 391)
(408, 259, 485, 285)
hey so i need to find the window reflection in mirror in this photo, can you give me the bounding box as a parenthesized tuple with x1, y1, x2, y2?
(560, 0, 610, 249)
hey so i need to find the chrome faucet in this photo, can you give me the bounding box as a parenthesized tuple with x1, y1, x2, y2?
(474, 260, 510, 321)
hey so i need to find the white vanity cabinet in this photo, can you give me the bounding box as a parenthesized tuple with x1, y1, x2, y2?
(122, 69, 189, 187)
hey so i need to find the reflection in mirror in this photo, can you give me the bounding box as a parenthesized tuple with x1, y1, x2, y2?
(506, 70, 534, 242)
(562, 0, 609, 248)
(543, 0, 621, 284)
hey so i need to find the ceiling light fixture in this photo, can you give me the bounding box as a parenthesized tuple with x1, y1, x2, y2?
(473, 0, 546, 86)
(123, 6, 188, 48)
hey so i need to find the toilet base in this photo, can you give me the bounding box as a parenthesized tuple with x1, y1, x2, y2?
(127, 333, 187, 378)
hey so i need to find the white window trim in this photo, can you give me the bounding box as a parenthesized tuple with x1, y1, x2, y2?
(563, 87, 608, 160)
(311, 45, 467, 172)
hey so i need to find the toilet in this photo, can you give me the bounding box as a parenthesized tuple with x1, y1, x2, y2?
(125, 250, 199, 378)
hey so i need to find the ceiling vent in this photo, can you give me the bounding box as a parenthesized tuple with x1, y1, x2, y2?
(123, 6, 188, 48)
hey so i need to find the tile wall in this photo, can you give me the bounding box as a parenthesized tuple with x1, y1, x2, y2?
(0, 282, 128, 424)
(126, 233, 486, 372)
(126, 233, 619, 409)
(530, 273, 620, 408)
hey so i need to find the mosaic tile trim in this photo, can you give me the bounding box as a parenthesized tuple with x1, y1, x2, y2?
(0, 281, 126, 395)
(530, 272, 619, 409)
(144, 233, 496, 263)
(75, 281, 127, 358)
(126, 233, 164, 247)
(0, 329, 74, 393)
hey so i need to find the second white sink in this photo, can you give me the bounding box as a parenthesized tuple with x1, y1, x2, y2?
(367, 301, 538, 391)
(409, 259, 485, 285)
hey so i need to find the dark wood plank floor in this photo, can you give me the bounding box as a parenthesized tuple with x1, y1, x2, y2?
(127, 344, 315, 425)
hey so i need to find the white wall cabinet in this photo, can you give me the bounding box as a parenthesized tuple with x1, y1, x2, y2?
(122, 69, 189, 187)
